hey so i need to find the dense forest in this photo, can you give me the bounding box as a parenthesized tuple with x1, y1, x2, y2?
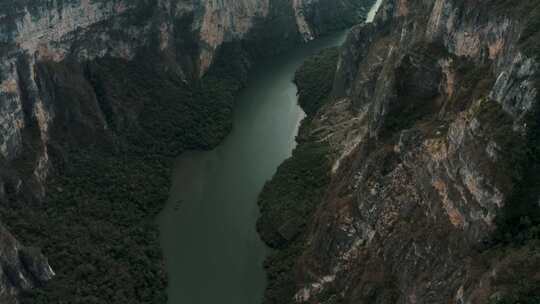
(2, 45, 245, 303)
(257, 48, 339, 304)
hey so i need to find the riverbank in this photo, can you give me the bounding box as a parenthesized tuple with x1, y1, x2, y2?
(257, 1, 540, 303)
(257, 48, 340, 304)
(2, 30, 350, 303)
(8, 56, 243, 303)
(159, 34, 348, 304)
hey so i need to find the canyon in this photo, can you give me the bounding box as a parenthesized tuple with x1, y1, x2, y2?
(159, 32, 348, 304)
(0, 0, 373, 303)
(0, 0, 539, 303)
(258, 0, 540, 303)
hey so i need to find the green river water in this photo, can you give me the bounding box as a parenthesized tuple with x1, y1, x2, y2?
(158, 32, 349, 304)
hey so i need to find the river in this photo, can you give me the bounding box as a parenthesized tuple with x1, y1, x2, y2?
(158, 32, 349, 304)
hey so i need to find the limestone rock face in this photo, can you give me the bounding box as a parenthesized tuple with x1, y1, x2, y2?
(0, 222, 54, 304)
(197, 0, 271, 73)
(288, 0, 540, 303)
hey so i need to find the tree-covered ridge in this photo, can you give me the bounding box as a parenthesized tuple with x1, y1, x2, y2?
(2, 44, 244, 303)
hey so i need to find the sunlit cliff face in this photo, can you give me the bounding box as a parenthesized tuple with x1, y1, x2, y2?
(198, 0, 270, 74)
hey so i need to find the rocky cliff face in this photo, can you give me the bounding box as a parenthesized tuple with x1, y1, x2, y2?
(259, 0, 540, 303)
(0, 223, 54, 304)
(292, 0, 371, 41)
(0, 0, 375, 302)
(0, 0, 371, 194)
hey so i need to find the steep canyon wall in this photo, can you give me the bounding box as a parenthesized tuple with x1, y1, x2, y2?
(258, 0, 540, 303)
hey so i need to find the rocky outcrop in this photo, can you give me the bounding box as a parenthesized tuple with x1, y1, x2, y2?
(293, 0, 373, 41)
(0, 222, 54, 304)
(197, 0, 271, 73)
(260, 0, 540, 303)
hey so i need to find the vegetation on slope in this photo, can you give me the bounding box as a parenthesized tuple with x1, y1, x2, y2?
(0, 0, 379, 301)
(1, 45, 244, 303)
(256, 3, 540, 304)
(491, 0, 540, 244)
(294, 47, 339, 116)
(257, 48, 339, 304)
(301, 0, 375, 37)
(474, 2, 540, 303)
(1, 0, 375, 300)
(10, 152, 170, 303)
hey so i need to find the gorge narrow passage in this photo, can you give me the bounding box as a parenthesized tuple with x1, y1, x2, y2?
(158, 33, 348, 304)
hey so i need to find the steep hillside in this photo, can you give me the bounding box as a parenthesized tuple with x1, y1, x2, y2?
(258, 0, 540, 303)
(0, 0, 374, 302)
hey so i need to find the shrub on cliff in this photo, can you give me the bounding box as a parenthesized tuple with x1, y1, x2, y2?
(294, 48, 339, 116)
